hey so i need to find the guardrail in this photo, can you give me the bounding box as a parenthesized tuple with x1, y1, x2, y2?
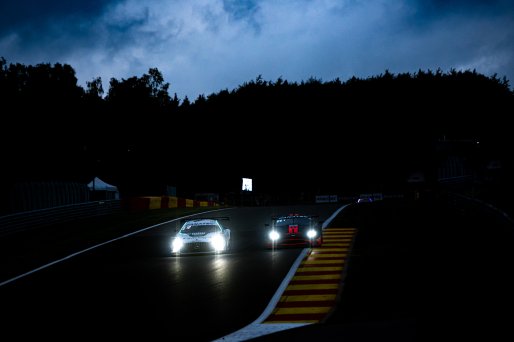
(0, 200, 121, 236)
(445, 191, 514, 228)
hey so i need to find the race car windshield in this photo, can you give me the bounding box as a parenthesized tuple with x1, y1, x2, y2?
(181, 224, 220, 234)
(275, 217, 311, 227)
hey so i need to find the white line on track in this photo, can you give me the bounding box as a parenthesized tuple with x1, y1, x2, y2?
(213, 204, 350, 341)
(0, 208, 233, 288)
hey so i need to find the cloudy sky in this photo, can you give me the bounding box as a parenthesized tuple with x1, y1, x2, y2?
(1, 0, 513, 100)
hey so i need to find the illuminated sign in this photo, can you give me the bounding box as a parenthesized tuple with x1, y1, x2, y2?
(242, 178, 252, 191)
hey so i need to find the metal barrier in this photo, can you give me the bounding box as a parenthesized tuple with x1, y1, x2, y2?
(0, 200, 121, 236)
(445, 192, 514, 227)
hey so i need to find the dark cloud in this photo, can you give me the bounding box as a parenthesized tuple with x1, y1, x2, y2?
(0, 1, 120, 33)
(222, 0, 258, 20)
(1, 0, 513, 100)
(413, 0, 514, 17)
(0, 0, 126, 64)
(419, 0, 508, 9)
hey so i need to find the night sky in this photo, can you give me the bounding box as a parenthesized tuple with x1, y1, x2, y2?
(1, 0, 513, 100)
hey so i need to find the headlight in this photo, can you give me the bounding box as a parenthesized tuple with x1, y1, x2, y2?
(210, 234, 226, 251)
(269, 230, 279, 241)
(172, 237, 184, 253)
(306, 229, 317, 239)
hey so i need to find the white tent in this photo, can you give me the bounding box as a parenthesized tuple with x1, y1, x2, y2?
(87, 177, 119, 200)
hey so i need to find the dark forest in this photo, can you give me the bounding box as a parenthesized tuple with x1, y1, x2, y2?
(1, 57, 513, 212)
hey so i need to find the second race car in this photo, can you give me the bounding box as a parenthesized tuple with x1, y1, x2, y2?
(266, 213, 323, 248)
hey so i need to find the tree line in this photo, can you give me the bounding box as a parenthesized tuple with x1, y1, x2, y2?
(1, 56, 513, 199)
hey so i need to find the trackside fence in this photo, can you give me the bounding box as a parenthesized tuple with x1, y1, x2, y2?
(0, 200, 121, 236)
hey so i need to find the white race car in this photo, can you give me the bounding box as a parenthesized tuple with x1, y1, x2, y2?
(171, 218, 231, 255)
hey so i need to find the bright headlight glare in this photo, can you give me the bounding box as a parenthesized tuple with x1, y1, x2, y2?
(172, 237, 184, 253)
(210, 234, 226, 251)
(269, 231, 279, 241)
(307, 229, 317, 239)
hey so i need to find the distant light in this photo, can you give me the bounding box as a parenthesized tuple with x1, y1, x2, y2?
(242, 178, 252, 191)
(476, 141, 480, 145)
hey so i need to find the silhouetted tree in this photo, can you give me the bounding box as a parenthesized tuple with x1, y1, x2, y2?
(1, 55, 513, 203)
(86, 77, 104, 99)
